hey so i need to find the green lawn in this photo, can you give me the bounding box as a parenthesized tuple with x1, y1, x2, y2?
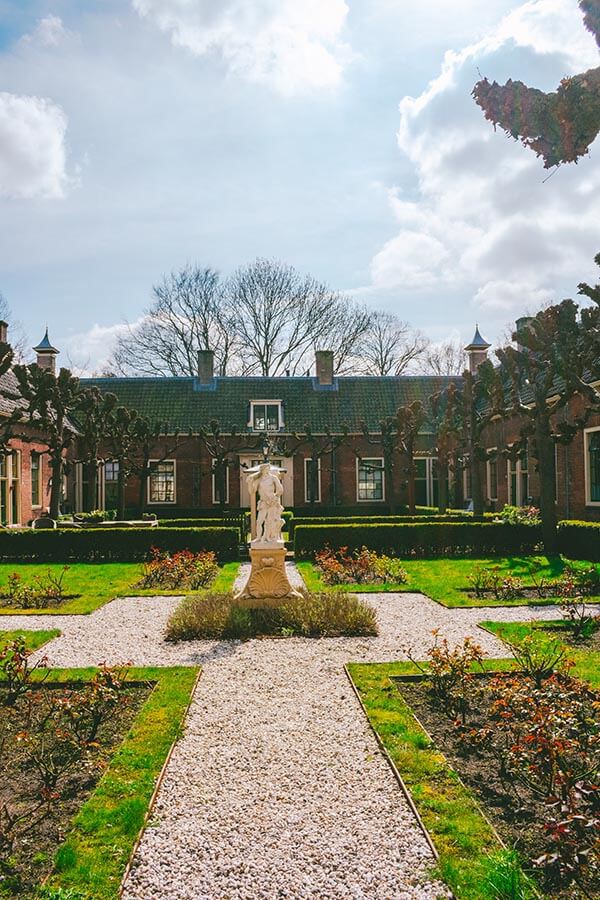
(347, 659, 537, 900)
(0, 628, 60, 652)
(36, 665, 199, 900)
(0, 561, 240, 616)
(299, 555, 599, 607)
(482, 619, 600, 688)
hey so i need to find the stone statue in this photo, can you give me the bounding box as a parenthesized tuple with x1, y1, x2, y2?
(234, 459, 302, 602)
(249, 462, 285, 545)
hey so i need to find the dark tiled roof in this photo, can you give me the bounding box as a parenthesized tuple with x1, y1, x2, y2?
(80, 375, 459, 433)
(464, 326, 491, 351)
(0, 370, 26, 418)
(33, 328, 59, 354)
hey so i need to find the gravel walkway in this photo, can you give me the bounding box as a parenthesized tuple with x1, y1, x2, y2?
(1, 565, 565, 898)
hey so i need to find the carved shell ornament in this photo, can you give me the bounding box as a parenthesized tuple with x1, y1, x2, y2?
(247, 567, 290, 599)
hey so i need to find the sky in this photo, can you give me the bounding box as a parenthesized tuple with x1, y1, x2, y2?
(0, 0, 599, 372)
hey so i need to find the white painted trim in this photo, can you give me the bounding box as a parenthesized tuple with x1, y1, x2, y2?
(147, 459, 177, 504)
(304, 457, 322, 503)
(356, 456, 385, 502)
(31, 450, 43, 509)
(584, 425, 600, 507)
(486, 448, 498, 501)
(248, 400, 284, 432)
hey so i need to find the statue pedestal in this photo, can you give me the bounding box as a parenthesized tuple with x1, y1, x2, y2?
(234, 542, 302, 601)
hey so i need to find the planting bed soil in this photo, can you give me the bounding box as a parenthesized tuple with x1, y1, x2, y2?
(395, 675, 600, 899)
(0, 681, 152, 897)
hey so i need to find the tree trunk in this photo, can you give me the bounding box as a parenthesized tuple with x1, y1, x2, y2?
(117, 467, 126, 521)
(536, 416, 558, 554)
(84, 461, 98, 512)
(385, 453, 395, 514)
(406, 445, 416, 515)
(471, 452, 485, 519)
(49, 455, 62, 519)
(438, 454, 449, 514)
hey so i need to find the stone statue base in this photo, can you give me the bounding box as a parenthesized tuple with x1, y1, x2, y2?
(234, 544, 303, 602)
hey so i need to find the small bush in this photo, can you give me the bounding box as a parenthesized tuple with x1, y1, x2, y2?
(137, 548, 218, 590)
(499, 505, 541, 526)
(165, 590, 378, 641)
(314, 545, 408, 585)
(407, 631, 485, 723)
(0, 566, 71, 609)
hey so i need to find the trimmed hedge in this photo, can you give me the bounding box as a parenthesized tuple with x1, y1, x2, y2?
(288, 513, 495, 538)
(294, 522, 542, 558)
(558, 520, 600, 561)
(0, 527, 239, 563)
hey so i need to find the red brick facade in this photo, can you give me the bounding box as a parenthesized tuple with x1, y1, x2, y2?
(4, 429, 52, 526)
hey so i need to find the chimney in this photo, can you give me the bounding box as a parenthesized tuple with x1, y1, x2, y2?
(0, 321, 8, 344)
(33, 328, 59, 374)
(464, 325, 491, 375)
(197, 349, 215, 384)
(315, 350, 334, 385)
(515, 316, 534, 352)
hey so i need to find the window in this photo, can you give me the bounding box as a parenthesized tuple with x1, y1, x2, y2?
(250, 401, 282, 432)
(507, 447, 529, 506)
(0, 453, 21, 525)
(585, 428, 600, 505)
(304, 457, 321, 503)
(357, 458, 384, 502)
(148, 460, 176, 503)
(31, 451, 42, 507)
(104, 461, 119, 509)
(486, 453, 498, 501)
(212, 460, 229, 504)
(415, 457, 439, 506)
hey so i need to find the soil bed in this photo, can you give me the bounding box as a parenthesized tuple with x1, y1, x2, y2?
(395, 675, 600, 899)
(0, 681, 152, 898)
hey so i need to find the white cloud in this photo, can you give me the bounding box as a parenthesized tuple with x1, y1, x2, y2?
(0, 92, 70, 199)
(132, 0, 351, 94)
(21, 15, 71, 48)
(369, 0, 600, 314)
(61, 320, 144, 375)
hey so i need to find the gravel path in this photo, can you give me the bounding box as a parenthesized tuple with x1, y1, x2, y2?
(1, 565, 565, 898)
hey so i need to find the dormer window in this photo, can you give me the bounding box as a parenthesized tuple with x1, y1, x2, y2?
(250, 401, 283, 432)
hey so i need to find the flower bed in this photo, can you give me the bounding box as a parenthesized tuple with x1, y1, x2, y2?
(0, 565, 74, 609)
(136, 548, 219, 591)
(0, 638, 151, 896)
(399, 634, 600, 898)
(314, 546, 408, 586)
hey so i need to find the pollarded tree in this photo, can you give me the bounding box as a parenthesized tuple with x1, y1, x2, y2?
(496, 279, 600, 552)
(13, 365, 82, 518)
(0, 341, 22, 455)
(197, 420, 266, 512)
(74, 387, 118, 511)
(473, 1, 600, 167)
(428, 383, 460, 515)
(291, 425, 349, 507)
(396, 401, 426, 515)
(452, 361, 505, 519)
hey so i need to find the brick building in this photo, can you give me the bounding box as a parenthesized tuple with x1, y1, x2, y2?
(3, 322, 598, 524)
(74, 336, 600, 522)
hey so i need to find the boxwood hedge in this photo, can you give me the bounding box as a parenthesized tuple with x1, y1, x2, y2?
(288, 513, 495, 538)
(294, 522, 542, 557)
(0, 527, 239, 562)
(557, 520, 600, 561)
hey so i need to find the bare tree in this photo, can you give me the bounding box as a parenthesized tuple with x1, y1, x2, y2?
(109, 266, 236, 377)
(318, 299, 373, 375)
(419, 339, 466, 376)
(0, 293, 27, 361)
(356, 311, 428, 375)
(230, 258, 359, 376)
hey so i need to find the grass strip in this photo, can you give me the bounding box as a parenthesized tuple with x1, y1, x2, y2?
(481, 619, 600, 689)
(0, 562, 240, 615)
(36, 665, 199, 900)
(347, 660, 538, 899)
(300, 556, 600, 607)
(0, 629, 60, 653)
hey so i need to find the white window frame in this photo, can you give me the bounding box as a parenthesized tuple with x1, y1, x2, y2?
(415, 456, 439, 507)
(212, 460, 230, 504)
(356, 457, 385, 503)
(31, 450, 43, 509)
(248, 400, 284, 433)
(486, 449, 498, 501)
(584, 426, 600, 507)
(148, 459, 176, 505)
(507, 451, 529, 506)
(304, 457, 321, 503)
